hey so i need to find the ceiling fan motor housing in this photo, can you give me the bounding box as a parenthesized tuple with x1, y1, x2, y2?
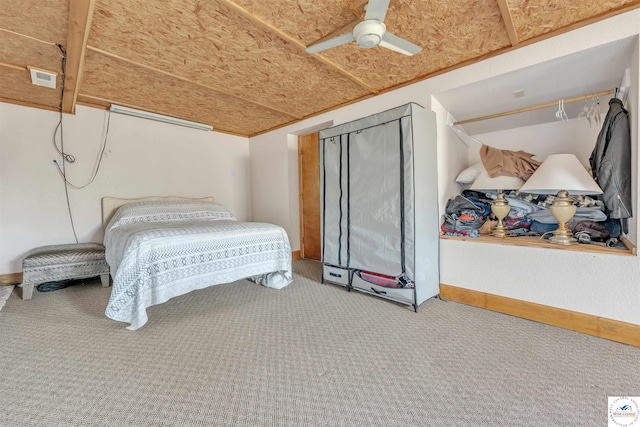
(354, 20, 386, 48)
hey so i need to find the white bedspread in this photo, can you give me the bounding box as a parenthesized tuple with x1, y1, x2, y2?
(104, 201, 292, 330)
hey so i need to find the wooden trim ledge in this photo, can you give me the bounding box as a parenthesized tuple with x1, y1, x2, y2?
(440, 234, 636, 256)
(440, 284, 640, 347)
(0, 272, 22, 286)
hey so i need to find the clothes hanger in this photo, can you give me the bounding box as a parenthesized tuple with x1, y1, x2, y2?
(556, 100, 567, 122)
(556, 99, 568, 122)
(587, 96, 600, 126)
(577, 98, 591, 127)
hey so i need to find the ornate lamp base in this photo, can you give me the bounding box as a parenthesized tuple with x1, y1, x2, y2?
(490, 192, 511, 238)
(549, 223, 577, 245)
(549, 190, 578, 245)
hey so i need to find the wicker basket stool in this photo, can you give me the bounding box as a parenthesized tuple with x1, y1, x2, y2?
(19, 243, 110, 300)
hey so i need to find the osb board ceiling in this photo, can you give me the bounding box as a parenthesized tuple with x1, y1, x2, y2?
(0, 32, 62, 72)
(1, 0, 639, 137)
(80, 49, 297, 136)
(0, 0, 67, 100)
(309, 0, 512, 87)
(86, 0, 373, 120)
(507, 0, 639, 41)
(0, 0, 68, 42)
(0, 68, 61, 110)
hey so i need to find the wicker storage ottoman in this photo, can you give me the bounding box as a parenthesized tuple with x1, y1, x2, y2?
(19, 243, 110, 300)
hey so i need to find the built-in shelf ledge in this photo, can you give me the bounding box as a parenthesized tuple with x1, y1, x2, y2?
(440, 233, 637, 256)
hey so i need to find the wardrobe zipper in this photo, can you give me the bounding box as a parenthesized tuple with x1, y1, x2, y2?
(338, 136, 343, 266)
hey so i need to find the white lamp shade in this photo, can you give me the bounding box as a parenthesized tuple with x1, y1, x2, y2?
(469, 170, 525, 191)
(519, 154, 602, 195)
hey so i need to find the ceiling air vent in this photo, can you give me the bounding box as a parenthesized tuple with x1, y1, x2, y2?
(28, 67, 57, 89)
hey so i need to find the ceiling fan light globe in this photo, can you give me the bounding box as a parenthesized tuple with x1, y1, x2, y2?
(358, 33, 381, 48)
(353, 20, 386, 48)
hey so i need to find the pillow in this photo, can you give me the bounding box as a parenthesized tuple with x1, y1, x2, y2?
(455, 162, 484, 184)
(106, 200, 236, 232)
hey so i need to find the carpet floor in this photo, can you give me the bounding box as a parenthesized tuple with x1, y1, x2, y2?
(1, 259, 638, 426)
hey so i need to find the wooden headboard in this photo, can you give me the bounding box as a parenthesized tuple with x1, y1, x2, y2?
(101, 196, 215, 227)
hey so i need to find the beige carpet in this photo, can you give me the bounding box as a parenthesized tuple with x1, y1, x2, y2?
(1, 259, 638, 426)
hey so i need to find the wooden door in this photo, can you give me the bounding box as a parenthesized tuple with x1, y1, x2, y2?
(298, 132, 321, 260)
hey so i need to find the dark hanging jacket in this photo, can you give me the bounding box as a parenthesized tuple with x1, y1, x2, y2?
(589, 98, 632, 231)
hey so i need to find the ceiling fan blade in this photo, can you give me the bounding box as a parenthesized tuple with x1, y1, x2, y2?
(308, 18, 360, 48)
(380, 32, 422, 56)
(306, 32, 356, 54)
(364, 0, 391, 22)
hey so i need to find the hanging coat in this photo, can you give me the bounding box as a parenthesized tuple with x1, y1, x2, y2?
(589, 98, 632, 226)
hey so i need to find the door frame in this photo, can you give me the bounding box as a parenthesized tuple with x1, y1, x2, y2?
(298, 131, 321, 260)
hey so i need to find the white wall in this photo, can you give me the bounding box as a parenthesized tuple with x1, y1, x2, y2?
(248, 133, 292, 231)
(249, 10, 640, 325)
(629, 37, 639, 245)
(0, 104, 250, 273)
(432, 97, 471, 217)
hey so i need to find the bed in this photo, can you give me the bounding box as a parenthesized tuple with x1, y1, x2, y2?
(102, 196, 293, 330)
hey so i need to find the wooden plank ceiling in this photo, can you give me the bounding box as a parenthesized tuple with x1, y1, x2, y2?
(1, 0, 639, 137)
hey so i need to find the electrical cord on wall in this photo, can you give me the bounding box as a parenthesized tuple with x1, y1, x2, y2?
(53, 43, 110, 243)
(53, 44, 79, 243)
(53, 110, 111, 190)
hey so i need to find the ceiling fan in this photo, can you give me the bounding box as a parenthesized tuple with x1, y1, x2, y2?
(305, 0, 422, 56)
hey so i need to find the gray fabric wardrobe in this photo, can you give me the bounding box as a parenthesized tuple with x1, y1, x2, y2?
(319, 103, 439, 311)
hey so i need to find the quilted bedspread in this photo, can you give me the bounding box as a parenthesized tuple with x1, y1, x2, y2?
(104, 201, 292, 330)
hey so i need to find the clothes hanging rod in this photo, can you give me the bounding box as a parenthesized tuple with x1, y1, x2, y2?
(453, 89, 614, 126)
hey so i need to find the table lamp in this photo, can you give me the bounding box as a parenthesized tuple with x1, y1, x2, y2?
(470, 170, 525, 238)
(519, 154, 602, 245)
